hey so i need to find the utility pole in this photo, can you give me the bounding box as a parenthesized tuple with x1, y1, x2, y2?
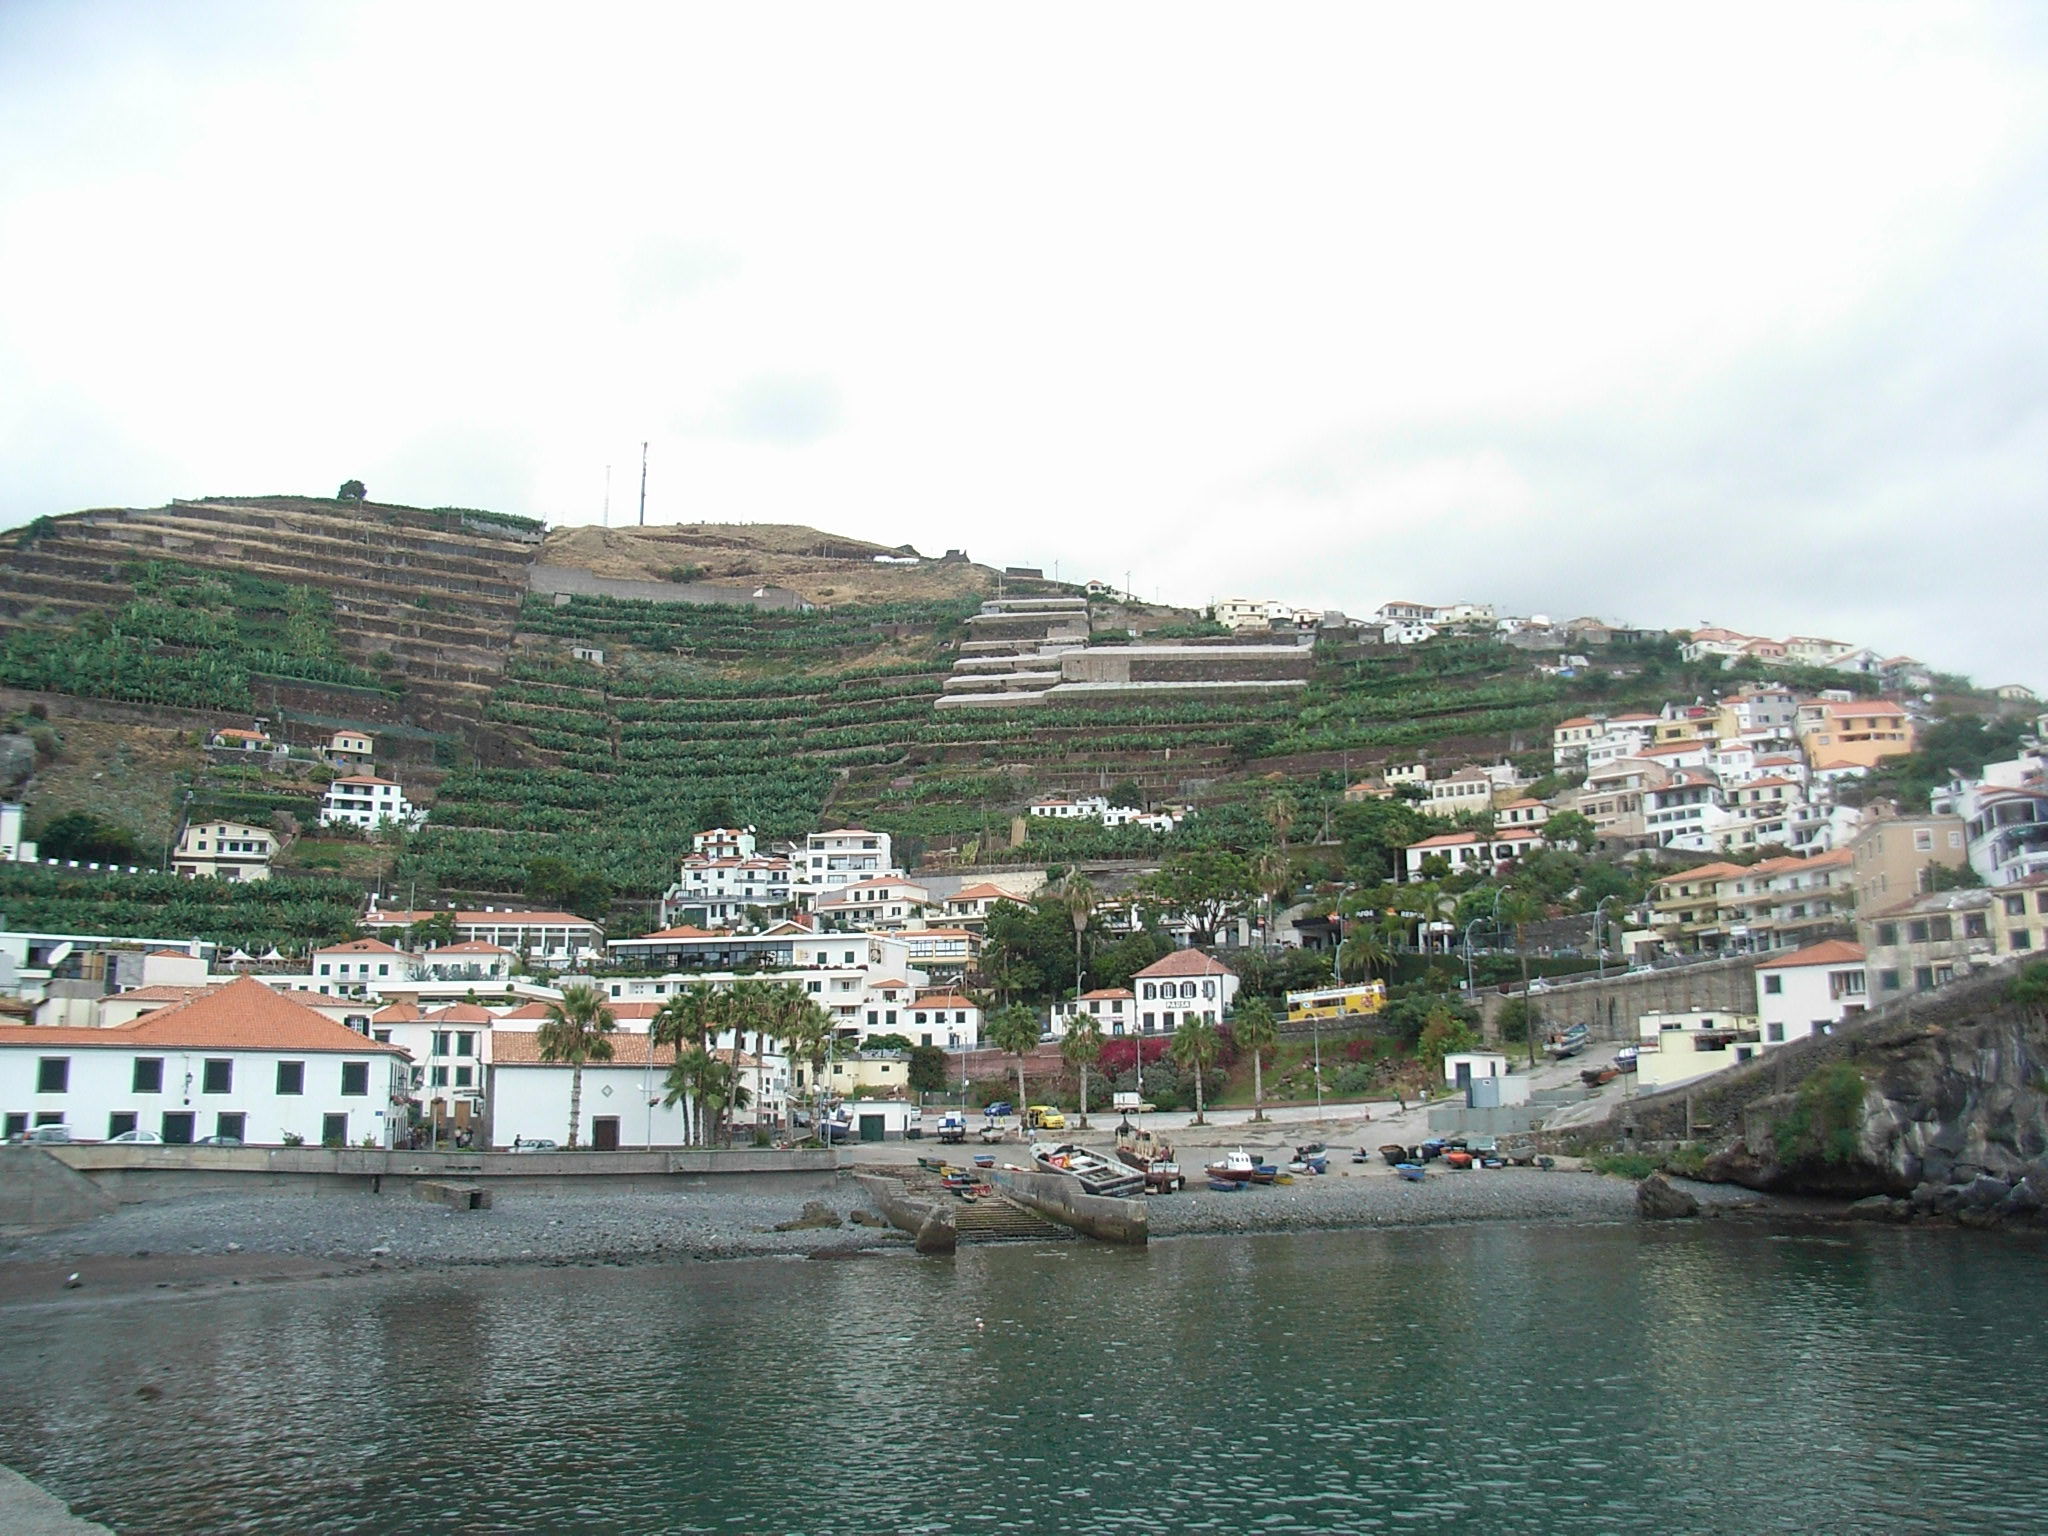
(637, 441, 648, 527)
(603, 464, 611, 527)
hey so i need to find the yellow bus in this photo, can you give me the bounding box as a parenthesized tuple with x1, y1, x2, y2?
(1282, 981, 1388, 1022)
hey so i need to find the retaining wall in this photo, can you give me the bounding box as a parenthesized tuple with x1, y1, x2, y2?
(0, 1147, 119, 1231)
(989, 1167, 1148, 1243)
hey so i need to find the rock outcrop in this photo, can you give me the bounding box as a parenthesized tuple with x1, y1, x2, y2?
(1635, 1174, 1699, 1220)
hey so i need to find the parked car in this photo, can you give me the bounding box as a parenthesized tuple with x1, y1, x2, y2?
(510, 1138, 559, 1153)
(983, 1101, 1014, 1118)
(819, 1121, 851, 1144)
(194, 1135, 242, 1146)
(24, 1124, 74, 1144)
(109, 1129, 165, 1144)
(1024, 1105, 1066, 1131)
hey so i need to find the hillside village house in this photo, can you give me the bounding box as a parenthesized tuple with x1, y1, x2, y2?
(1634, 1009, 1765, 1090)
(796, 828, 900, 904)
(359, 906, 604, 966)
(813, 878, 930, 931)
(371, 1000, 491, 1129)
(1049, 987, 1138, 1037)
(312, 938, 420, 996)
(1402, 827, 1545, 881)
(1848, 811, 1969, 912)
(1861, 883, 2046, 998)
(325, 730, 375, 770)
(1794, 698, 1915, 769)
(0, 977, 409, 1146)
(1130, 949, 1239, 1032)
(1930, 761, 2048, 887)
(318, 776, 418, 831)
(1754, 940, 1868, 1044)
(1423, 767, 1495, 817)
(417, 942, 515, 985)
(939, 883, 1018, 927)
(661, 853, 797, 927)
(172, 819, 276, 881)
(903, 991, 982, 1050)
(208, 727, 273, 752)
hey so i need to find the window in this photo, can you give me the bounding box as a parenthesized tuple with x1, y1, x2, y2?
(202, 1059, 233, 1094)
(432, 1066, 450, 1087)
(455, 1066, 473, 1088)
(1880, 969, 1901, 991)
(1907, 920, 1930, 944)
(2013, 930, 2033, 951)
(457, 1032, 475, 1057)
(133, 1057, 164, 1093)
(1142, 1012, 1155, 1029)
(340, 1062, 370, 1096)
(373, 1030, 392, 1044)
(2007, 895, 2027, 917)
(36, 1058, 68, 1094)
(322, 1113, 349, 1147)
(1876, 923, 1898, 947)
(108, 1111, 138, 1139)
(1913, 966, 1934, 991)
(1913, 829, 1933, 852)
(215, 1113, 246, 1142)
(1763, 975, 1782, 995)
(1964, 914, 1988, 940)
(1929, 917, 1953, 943)
(433, 1031, 452, 1055)
(1766, 1022, 1784, 1043)
(161, 1112, 194, 1144)
(277, 1061, 305, 1095)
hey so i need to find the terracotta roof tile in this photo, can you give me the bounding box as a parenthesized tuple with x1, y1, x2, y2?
(7, 976, 405, 1056)
(1754, 940, 1866, 969)
(1133, 949, 1236, 979)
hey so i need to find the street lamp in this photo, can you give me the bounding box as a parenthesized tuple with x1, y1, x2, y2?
(1594, 895, 1616, 980)
(1463, 917, 1486, 995)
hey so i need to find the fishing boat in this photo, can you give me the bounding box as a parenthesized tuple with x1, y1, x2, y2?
(1203, 1147, 1258, 1183)
(970, 1153, 996, 1170)
(1395, 1162, 1427, 1182)
(1249, 1164, 1280, 1185)
(1287, 1155, 1328, 1176)
(1545, 1023, 1591, 1060)
(1207, 1176, 1247, 1192)
(1612, 1045, 1639, 1072)
(1114, 1124, 1186, 1193)
(1443, 1149, 1475, 1170)
(1379, 1143, 1410, 1167)
(1030, 1141, 1147, 1199)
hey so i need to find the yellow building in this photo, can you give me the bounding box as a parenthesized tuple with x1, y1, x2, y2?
(1794, 699, 1915, 770)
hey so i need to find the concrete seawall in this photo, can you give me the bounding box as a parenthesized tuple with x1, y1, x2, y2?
(990, 1168, 1149, 1244)
(851, 1174, 957, 1254)
(0, 1149, 118, 1232)
(46, 1145, 840, 1203)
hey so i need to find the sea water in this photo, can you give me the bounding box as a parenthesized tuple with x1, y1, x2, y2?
(1, 1221, 2043, 1534)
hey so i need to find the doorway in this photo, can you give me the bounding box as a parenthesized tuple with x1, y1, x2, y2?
(859, 1114, 885, 1143)
(592, 1117, 621, 1151)
(161, 1112, 195, 1145)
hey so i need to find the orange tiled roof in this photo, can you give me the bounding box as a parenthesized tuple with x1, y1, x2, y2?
(1133, 949, 1236, 979)
(1754, 940, 1866, 969)
(6, 976, 405, 1056)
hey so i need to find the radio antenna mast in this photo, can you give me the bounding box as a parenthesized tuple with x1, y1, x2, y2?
(638, 442, 648, 526)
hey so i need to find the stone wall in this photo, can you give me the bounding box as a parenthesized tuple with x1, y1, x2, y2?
(527, 564, 808, 610)
(1480, 954, 1764, 1043)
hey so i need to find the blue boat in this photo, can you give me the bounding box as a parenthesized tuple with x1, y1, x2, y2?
(1207, 1176, 1247, 1192)
(1395, 1162, 1426, 1182)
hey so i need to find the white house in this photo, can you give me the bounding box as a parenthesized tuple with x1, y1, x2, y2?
(311, 938, 420, 996)
(1753, 940, 1867, 1046)
(359, 907, 604, 967)
(418, 942, 515, 985)
(0, 976, 410, 1146)
(693, 826, 757, 859)
(1402, 827, 1545, 881)
(326, 730, 375, 770)
(1129, 950, 1239, 1033)
(1382, 620, 1439, 645)
(813, 877, 931, 931)
(796, 828, 900, 903)
(0, 801, 35, 864)
(1634, 1009, 1764, 1091)
(172, 820, 276, 882)
(661, 854, 798, 928)
(318, 776, 419, 831)
(1050, 987, 1138, 1037)
(901, 991, 982, 1050)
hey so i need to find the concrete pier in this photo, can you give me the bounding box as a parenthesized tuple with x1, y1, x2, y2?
(0, 1465, 115, 1535)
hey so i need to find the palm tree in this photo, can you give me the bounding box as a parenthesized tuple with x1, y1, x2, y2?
(757, 982, 829, 1138)
(537, 982, 617, 1150)
(778, 1001, 834, 1141)
(1255, 849, 1289, 950)
(650, 984, 723, 1144)
(1337, 926, 1391, 984)
(1060, 871, 1097, 1007)
(987, 1003, 1041, 1124)
(1171, 1014, 1221, 1125)
(720, 979, 775, 1144)
(1496, 887, 1547, 1067)
(1060, 1014, 1103, 1129)
(1232, 997, 1278, 1121)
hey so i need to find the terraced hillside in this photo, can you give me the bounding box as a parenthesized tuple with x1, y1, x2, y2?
(0, 496, 538, 735)
(2, 494, 1671, 909)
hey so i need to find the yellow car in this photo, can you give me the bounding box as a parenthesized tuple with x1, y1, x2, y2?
(1024, 1105, 1067, 1131)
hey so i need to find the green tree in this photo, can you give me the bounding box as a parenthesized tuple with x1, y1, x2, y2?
(1060, 1014, 1104, 1127)
(1494, 995, 1536, 1046)
(1171, 1013, 1222, 1124)
(2009, 961, 2048, 1023)
(1231, 997, 1278, 1121)
(524, 856, 612, 921)
(907, 1044, 949, 1100)
(37, 811, 145, 865)
(651, 984, 726, 1143)
(1138, 851, 1255, 946)
(537, 982, 617, 1149)
(1337, 926, 1391, 983)
(1497, 887, 1547, 1067)
(337, 479, 367, 502)
(1416, 1002, 1478, 1076)
(1543, 809, 1598, 853)
(405, 911, 458, 950)
(1060, 870, 1097, 1003)
(987, 1003, 1042, 1120)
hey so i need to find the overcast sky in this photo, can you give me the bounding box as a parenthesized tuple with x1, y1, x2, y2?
(3, 2, 2044, 689)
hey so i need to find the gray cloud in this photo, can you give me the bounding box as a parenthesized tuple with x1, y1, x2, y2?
(712, 375, 843, 446)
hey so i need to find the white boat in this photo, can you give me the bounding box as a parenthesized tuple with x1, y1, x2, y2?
(1030, 1141, 1147, 1199)
(1203, 1146, 1257, 1183)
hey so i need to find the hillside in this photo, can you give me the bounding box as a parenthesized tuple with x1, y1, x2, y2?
(0, 492, 1972, 915)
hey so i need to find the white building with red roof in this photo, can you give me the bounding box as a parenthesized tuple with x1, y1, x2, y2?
(1129, 949, 1238, 1033)
(1754, 940, 1868, 1045)
(1049, 987, 1137, 1038)
(317, 775, 419, 831)
(813, 877, 930, 932)
(0, 975, 409, 1146)
(358, 906, 604, 966)
(1402, 826, 1546, 881)
(312, 938, 421, 995)
(661, 852, 798, 928)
